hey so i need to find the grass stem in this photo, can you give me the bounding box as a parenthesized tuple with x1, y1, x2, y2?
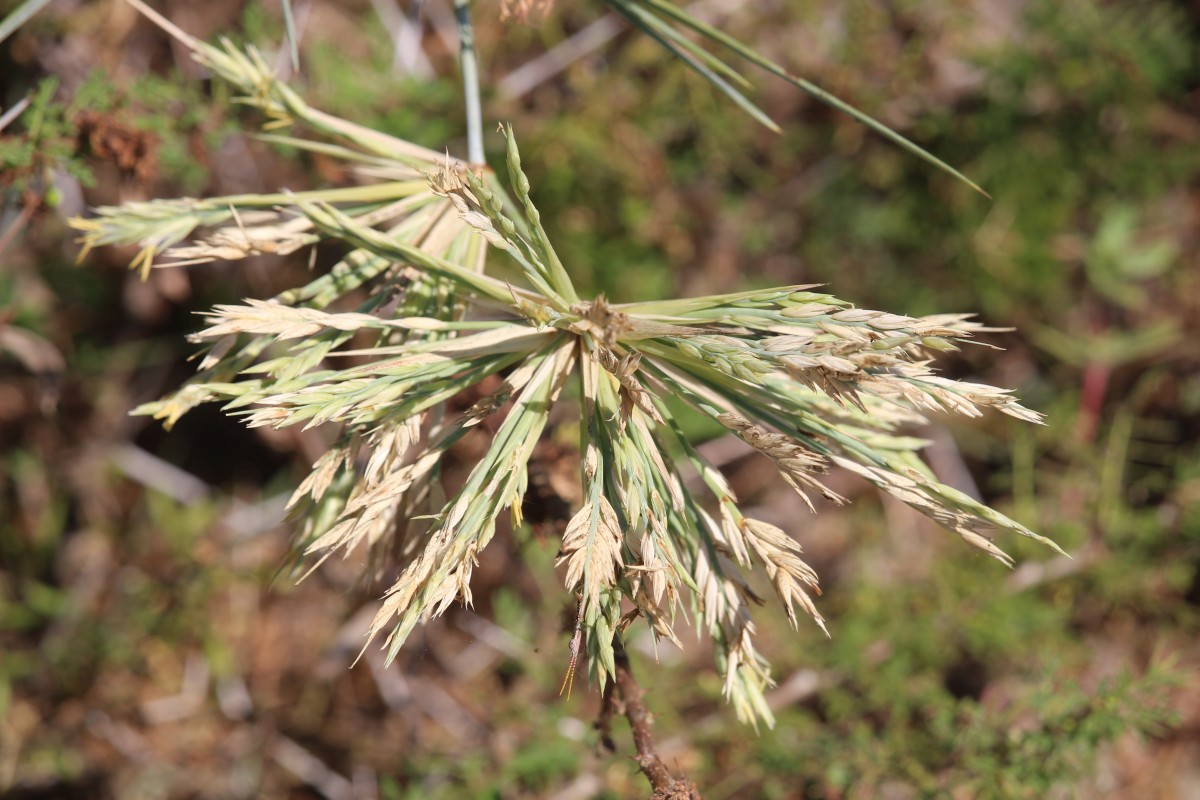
(454, 0, 485, 166)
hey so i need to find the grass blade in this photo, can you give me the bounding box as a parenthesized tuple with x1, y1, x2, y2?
(607, 0, 781, 134)
(281, 0, 300, 71)
(622, 0, 988, 195)
(0, 0, 52, 47)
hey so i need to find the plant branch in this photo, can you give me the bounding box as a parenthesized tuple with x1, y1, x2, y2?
(607, 638, 702, 800)
(453, 0, 485, 166)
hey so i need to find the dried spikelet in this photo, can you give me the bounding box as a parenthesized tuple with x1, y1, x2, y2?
(635, 584, 682, 651)
(557, 496, 625, 612)
(700, 505, 752, 568)
(692, 536, 762, 632)
(716, 413, 845, 509)
(193, 299, 393, 341)
(691, 539, 776, 727)
(635, 516, 669, 605)
(427, 156, 473, 200)
(592, 347, 664, 429)
(629, 413, 685, 511)
(363, 419, 421, 488)
(741, 518, 828, 635)
(288, 443, 355, 509)
(196, 335, 237, 371)
(163, 222, 312, 265)
(720, 609, 774, 723)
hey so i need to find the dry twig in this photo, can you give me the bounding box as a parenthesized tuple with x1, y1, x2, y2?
(605, 639, 702, 800)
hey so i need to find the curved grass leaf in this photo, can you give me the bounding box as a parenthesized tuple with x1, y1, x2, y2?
(606, 0, 988, 195)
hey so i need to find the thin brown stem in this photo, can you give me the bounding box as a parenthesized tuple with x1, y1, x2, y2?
(606, 637, 702, 800)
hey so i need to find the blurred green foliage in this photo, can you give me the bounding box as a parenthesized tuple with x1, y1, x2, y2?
(0, 75, 100, 200)
(1, 68, 233, 204)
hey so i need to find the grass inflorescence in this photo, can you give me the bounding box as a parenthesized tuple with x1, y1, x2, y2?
(69, 10, 1061, 730)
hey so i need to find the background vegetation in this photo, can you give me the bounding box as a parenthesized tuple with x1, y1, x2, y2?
(2, 0, 1198, 797)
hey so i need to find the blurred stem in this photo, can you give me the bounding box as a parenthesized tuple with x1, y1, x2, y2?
(454, 0, 484, 166)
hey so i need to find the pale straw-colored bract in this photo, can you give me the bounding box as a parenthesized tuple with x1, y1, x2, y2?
(70, 12, 1062, 729)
